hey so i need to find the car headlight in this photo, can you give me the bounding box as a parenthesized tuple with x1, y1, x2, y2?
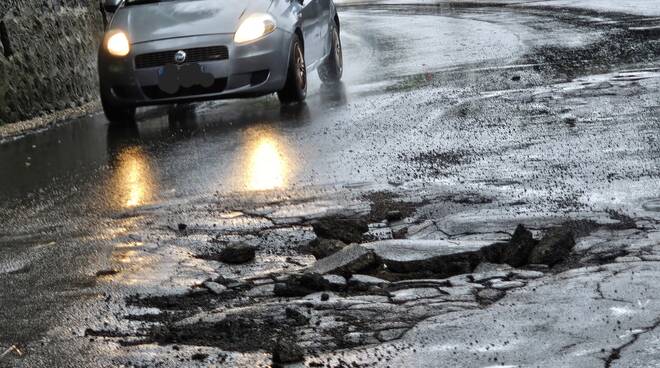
(106, 31, 130, 57)
(234, 13, 276, 44)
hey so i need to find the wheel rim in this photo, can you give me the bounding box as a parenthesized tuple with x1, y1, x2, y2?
(295, 44, 306, 90)
(334, 30, 343, 74)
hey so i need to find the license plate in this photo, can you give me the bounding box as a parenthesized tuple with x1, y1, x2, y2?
(157, 63, 214, 94)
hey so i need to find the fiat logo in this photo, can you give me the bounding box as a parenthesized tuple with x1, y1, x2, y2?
(174, 50, 187, 64)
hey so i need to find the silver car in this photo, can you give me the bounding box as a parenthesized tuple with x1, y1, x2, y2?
(98, 0, 343, 123)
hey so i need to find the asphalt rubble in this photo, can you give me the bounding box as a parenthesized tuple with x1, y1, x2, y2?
(81, 190, 660, 367)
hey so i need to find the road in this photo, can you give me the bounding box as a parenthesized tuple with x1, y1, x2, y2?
(1, 2, 659, 367)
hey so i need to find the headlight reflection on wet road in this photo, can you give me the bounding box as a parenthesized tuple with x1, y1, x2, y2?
(243, 127, 291, 191)
(111, 146, 155, 208)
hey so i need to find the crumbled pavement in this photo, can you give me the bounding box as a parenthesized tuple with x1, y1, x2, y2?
(73, 185, 660, 368)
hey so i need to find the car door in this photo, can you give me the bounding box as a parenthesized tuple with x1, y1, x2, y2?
(300, 0, 322, 65)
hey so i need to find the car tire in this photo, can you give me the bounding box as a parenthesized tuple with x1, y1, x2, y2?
(318, 23, 343, 84)
(277, 34, 307, 104)
(101, 88, 136, 124)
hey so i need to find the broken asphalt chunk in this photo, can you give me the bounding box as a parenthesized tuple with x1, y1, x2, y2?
(301, 237, 348, 259)
(284, 307, 310, 326)
(348, 274, 390, 290)
(476, 288, 506, 304)
(274, 273, 331, 297)
(202, 281, 228, 295)
(216, 243, 257, 264)
(272, 337, 304, 364)
(481, 224, 538, 267)
(322, 274, 347, 289)
(385, 210, 403, 222)
(306, 244, 377, 275)
(362, 239, 485, 275)
(310, 217, 369, 244)
(528, 227, 576, 266)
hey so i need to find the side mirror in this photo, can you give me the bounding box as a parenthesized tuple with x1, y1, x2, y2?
(103, 0, 122, 13)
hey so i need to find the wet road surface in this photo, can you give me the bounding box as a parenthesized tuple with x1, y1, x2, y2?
(1, 2, 659, 367)
(0, 8, 528, 205)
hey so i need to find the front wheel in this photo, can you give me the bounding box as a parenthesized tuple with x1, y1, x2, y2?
(318, 24, 343, 83)
(101, 89, 136, 124)
(277, 34, 307, 104)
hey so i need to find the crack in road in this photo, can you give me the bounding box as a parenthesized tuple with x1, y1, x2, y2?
(604, 318, 660, 368)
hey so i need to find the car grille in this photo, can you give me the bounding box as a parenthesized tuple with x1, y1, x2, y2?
(135, 46, 229, 69)
(141, 78, 228, 99)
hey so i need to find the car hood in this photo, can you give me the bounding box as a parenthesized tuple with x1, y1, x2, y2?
(110, 0, 273, 44)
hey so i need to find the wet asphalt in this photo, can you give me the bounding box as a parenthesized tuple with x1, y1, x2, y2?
(1, 3, 659, 367)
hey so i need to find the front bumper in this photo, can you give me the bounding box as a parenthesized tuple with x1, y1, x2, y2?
(99, 30, 291, 106)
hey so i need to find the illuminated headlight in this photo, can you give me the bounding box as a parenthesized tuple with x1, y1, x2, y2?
(234, 14, 276, 44)
(106, 31, 130, 57)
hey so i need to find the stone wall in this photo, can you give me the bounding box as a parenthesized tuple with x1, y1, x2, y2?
(0, 0, 103, 124)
